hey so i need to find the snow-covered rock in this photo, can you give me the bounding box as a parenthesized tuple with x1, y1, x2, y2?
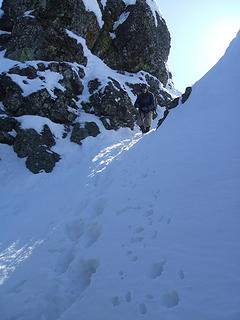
(0, 0, 177, 173)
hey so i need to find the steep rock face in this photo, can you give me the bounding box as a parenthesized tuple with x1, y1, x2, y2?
(1, 0, 99, 60)
(93, 0, 171, 85)
(13, 126, 60, 174)
(0, 0, 177, 173)
(1, 0, 171, 84)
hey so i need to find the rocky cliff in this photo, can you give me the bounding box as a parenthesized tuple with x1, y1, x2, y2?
(0, 0, 182, 173)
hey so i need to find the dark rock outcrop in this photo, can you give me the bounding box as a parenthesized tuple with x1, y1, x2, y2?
(0, 116, 20, 132)
(181, 86, 192, 104)
(82, 79, 137, 130)
(70, 121, 100, 145)
(157, 86, 192, 128)
(0, 0, 177, 173)
(0, 63, 84, 123)
(168, 86, 192, 109)
(92, 0, 171, 85)
(0, 116, 20, 145)
(13, 127, 60, 174)
(1, 0, 171, 85)
(0, 0, 95, 64)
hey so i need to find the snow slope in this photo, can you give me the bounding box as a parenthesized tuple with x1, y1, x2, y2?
(0, 32, 240, 320)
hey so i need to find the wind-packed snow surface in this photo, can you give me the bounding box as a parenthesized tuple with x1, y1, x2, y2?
(0, 32, 240, 319)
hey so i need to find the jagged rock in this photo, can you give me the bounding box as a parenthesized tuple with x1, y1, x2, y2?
(8, 66, 38, 79)
(70, 122, 100, 145)
(13, 129, 43, 158)
(0, 33, 11, 50)
(82, 80, 136, 130)
(0, 64, 83, 123)
(58, 63, 84, 96)
(168, 97, 180, 109)
(35, 0, 100, 50)
(0, 131, 15, 145)
(4, 16, 87, 64)
(41, 124, 56, 148)
(0, 0, 176, 174)
(0, 0, 33, 31)
(168, 86, 192, 109)
(181, 86, 192, 104)
(92, 0, 171, 85)
(99, 117, 112, 130)
(88, 79, 101, 94)
(0, 0, 99, 63)
(13, 127, 60, 173)
(26, 147, 60, 174)
(157, 87, 192, 128)
(0, 116, 20, 132)
(0, 116, 20, 145)
(157, 108, 169, 129)
(85, 122, 100, 137)
(0, 74, 25, 114)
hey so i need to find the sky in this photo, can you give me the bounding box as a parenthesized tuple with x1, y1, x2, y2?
(158, 0, 240, 91)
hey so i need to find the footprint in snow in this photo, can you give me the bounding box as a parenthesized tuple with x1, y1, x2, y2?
(134, 227, 144, 234)
(125, 291, 132, 302)
(161, 291, 179, 308)
(179, 269, 185, 280)
(92, 198, 107, 217)
(65, 219, 84, 241)
(139, 303, 147, 315)
(83, 222, 103, 248)
(150, 261, 166, 279)
(112, 296, 121, 306)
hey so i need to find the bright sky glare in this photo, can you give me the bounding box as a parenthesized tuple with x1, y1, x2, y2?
(158, 0, 240, 91)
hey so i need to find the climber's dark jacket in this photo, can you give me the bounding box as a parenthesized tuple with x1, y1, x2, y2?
(134, 92, 155, 113)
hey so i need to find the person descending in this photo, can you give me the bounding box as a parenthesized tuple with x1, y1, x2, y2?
(134, 84, 155, 133)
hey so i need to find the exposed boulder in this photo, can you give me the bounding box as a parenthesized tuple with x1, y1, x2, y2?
(181, 86, 192, 104)
(0, 116, 20, 132)
(0, 63, 84, 123)
(0, 131, 15, 145)
(0, 116, 20, 145)
(92, 0, 171, 85)
(82, 79, 137, 130)
(13, 127, 60, 173)
(70, 122, 100, 145)
(26, 147, 60, 174)
(168, 86, 192, 109)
